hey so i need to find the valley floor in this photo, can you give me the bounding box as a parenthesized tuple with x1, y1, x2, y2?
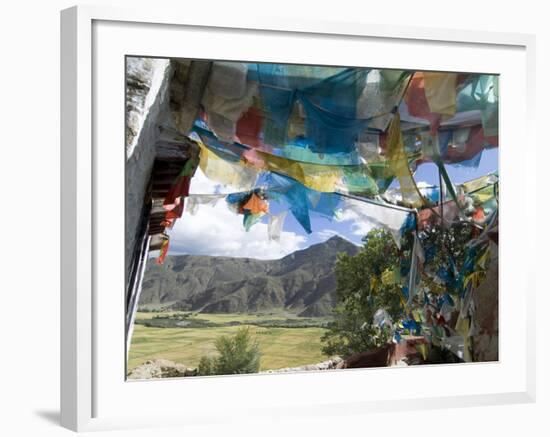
(128, 312, 329, 372)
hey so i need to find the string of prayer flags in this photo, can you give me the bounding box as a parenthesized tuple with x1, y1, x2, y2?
(185, 194, 225, 215)
(197, 141, 259, 191)
(338, 196, 413, 248)
(243, 147, 379, 194)
(250, 65, 412, 154)
(195, 126, 382, 195)
(386, 113, 425, 208)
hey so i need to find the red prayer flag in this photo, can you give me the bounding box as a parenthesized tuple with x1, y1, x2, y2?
(156, 239, 170, 265)
(163, 175, 191, 210)
(165, 198, 185, 220)
(236, 107, 264, 148)
(404, 72, 442, 134)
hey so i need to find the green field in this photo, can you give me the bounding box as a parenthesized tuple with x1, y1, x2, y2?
(128, 312, 330, 372)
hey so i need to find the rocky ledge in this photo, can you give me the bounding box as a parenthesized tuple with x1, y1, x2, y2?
(128, 357, 344, 379)
(259, 357, 343, 374)
(128, 359, 198, 379)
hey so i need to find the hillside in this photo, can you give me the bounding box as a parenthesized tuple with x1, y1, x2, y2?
(138, 235, 359, 316)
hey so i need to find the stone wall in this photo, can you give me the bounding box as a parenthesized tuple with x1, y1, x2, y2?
(125, 57, 171, 279)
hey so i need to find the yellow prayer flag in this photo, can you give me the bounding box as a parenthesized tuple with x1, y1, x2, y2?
(198, 142, 259, 191)
(387, 114, 424, 208)
(423, 72, 458, 116)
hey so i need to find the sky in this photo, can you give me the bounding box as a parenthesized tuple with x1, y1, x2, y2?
(162, 147, 498, 260)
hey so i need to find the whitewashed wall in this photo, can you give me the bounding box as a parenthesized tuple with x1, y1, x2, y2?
(125, 57, 171, 277)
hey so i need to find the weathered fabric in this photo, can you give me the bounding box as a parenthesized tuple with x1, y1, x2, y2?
(404, 72, 442, 133)
(417, 201, 460, 230)
(423, 72, 458, 116)
(163, 175, 191, 211)
(356, 69, 411, 130)
(258, 172, 312, 233)
(156, 239, 170, 265)
(268, 211, 287, 241)
(456, 74, 499, 137)
(197, 142, 259, 191)
(202, 62, 258, 141)
(255, 63, 344, 146)
(386, 114, 424, 207)
(243, 147, 379, 194)
(185, 194, 225, 215)
(242, 193, 269, 214)
(236, 106, 263, 148)
(339, 196, 412, 247)
(460, 173, 499, 194)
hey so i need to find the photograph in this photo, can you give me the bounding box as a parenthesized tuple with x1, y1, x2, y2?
(125, 57, 499, 379)
(2, 0, 544, 434)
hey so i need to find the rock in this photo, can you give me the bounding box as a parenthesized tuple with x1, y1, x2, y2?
(128, 358, 191, 379)
(304, 364, 319, 371)
(130, 356, 345, 378)
(125, 58, 171, 158)
(317, 361, 330, 370)
(259, 356, 343, 374)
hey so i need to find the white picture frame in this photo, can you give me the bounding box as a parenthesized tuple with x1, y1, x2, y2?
(60, 5, 536, 432)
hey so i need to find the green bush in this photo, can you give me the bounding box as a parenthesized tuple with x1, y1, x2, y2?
(198, 356, 216, 376)
(197, 327, 261, 376)
(321, 229, 403, 357)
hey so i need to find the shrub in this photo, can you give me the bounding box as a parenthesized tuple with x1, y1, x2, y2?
(321, 229, 402, 357)
(197, 327, 261, 376)
(198, 356, 216, 376)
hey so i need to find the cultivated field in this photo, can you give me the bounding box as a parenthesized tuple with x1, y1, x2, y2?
(128, 312, 329, 372)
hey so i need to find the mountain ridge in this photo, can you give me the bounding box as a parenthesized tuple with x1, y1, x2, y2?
(139, 235, 360, 316)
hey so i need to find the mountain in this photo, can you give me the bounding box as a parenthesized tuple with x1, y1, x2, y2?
(138, 236, 360, 317)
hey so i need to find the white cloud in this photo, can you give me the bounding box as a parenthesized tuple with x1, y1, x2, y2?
(316, 228, 347, 242)
(316, 229, 339, 240)
(335, 208, 376, 236)
(167, 198, 306, 260)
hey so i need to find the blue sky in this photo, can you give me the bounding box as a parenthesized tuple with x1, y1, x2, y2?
(165, 148, 498, 259)
(413, 148, 498, 186)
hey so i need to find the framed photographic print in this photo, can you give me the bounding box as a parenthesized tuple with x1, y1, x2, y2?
(61, 5, 536, 432)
